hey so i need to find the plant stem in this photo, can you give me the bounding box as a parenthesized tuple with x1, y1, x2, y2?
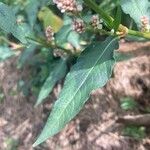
(83, 0, 113, 28)
(83, 0, 150, 40)
(117, 114, 150, 126)
(128, 29, 150, 39)
(0, 36, 25, 50)
(27, 36, 73, 56)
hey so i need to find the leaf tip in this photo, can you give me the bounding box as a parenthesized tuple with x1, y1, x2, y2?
(32, 137, 40, 147)
(34, 103, 39, 108)
(32, 140, 41, 148)
(32, 131, 49, 147)
(34, 97, 43, 107)
(32, 142, 37, 148)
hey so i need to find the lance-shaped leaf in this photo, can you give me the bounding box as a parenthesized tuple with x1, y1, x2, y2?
(121, 0, 150, 28)
(25, 0, 40, 28)
(0, 3, 16, 34)
(33, 36, 119, 147)
(38, 7, 63, 32)
(17, 44, 36, 68)
(35, 59, 67, 106)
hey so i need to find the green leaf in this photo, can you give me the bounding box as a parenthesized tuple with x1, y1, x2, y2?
(114, 51, 133, 62)
(14, 23, 32, 43)
(113, 6, 122, 32)
(25, 0, 40, 28)
(123, 126, 146, 139)
(0, 2, 16, 33)
(0, 2, 28, 43)
(55, 25, 72, 46)
(68, 31, 80, 50)
(17, 44, 36, 68)
(33, 36, 119, 146)
(38, 7, 63, 32)
(121, 0, 150, 28)
(0, 46, 15, 62)
(35, 59, 67, 106)
(120, 97, 137, 111)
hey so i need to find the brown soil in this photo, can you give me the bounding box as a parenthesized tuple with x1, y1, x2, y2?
(0, 41, 150, 150)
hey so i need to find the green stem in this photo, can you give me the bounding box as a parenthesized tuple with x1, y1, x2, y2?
(83, 0, 114, 28)
(27, 36, 73, 56)
(0, 36, 25, 50)
(84, 0, 150, 40)
(128, 29, 150, 39)
(87, 27, 112, 36)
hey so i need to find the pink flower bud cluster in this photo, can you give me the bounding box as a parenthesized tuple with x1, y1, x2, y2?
(72, 19, 85, 34)
(45, 26, 54, 42)
(53, 0, 82, 13)
(91, 15, 103, 30)
(141, 16, 150, 32)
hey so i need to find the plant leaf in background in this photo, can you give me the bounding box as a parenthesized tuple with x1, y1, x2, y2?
(17, 45, 36, 69)
(113, 6, 122, 32)
(120, 97, 137, 111)
(121, 0, 150, 29)
(123, 126, 146, 139)
(68, 31, 80, 50)
(0, 46, 15, 62)
(0, 2, 16, 33)
(55, 15, 80, 49)
(55, 25, 72, 46)
(33, 36, 119, 146)
(35, 59, 67, 106)
(38, 7, 63, 32)
(25, 0, 40, 28)
(114, 51, 133, 62)
(0, 2, 29, 43)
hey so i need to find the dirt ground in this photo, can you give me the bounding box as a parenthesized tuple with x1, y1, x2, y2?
(0, 41, 150, 150)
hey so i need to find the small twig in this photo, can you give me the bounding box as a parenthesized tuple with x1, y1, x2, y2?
(27, 36, 74, 56)
(0, 36, 25, 51)
(116, 114, 150, 126)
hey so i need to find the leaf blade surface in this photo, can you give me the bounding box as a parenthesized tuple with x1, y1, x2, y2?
(121, 0, 150, 28)
(33, 36, 119, 146)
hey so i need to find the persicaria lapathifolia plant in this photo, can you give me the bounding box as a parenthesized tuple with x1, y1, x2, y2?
(0, 0, 150, 147)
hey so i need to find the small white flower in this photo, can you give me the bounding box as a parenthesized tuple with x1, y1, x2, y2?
(45, 26, 55, 42)
(91, 15, 103, 30)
